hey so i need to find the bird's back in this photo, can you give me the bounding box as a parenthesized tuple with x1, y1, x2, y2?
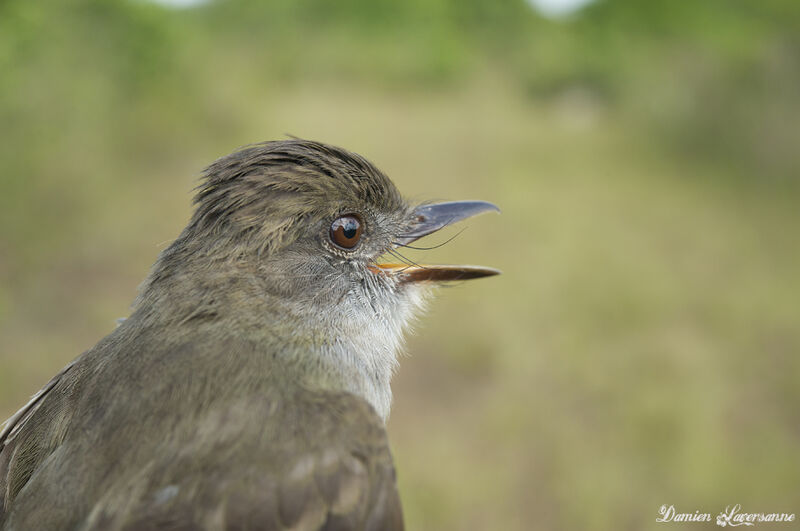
(0, 319, 403, 530)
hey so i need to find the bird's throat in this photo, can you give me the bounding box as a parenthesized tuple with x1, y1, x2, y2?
(283, 282, 430, 422)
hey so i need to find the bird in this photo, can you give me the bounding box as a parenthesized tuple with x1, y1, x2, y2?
(0, 139, 499, 530)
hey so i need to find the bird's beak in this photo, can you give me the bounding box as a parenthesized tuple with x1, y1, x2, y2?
(371, 200, 501, 283)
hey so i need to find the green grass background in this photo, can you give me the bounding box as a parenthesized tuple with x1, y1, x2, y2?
(1, 1, 798, 529)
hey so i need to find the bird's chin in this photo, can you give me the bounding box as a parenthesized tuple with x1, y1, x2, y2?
(368, 263, 500, 283)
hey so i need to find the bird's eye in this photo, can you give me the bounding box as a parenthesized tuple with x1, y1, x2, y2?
(329, 214, 363, 250)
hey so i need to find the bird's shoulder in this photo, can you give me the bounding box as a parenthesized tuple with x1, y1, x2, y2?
(83, 388, 404, 530)
(1, 324, 404, 530)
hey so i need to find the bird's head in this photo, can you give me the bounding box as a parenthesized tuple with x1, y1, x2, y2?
(135, 139, 498, 419)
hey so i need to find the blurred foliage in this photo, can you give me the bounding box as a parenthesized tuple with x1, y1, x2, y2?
(1, 1, 799, 530)
(2, 0, 798, 187)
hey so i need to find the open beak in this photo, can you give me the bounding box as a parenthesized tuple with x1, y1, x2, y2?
(372, 200, 501, 283)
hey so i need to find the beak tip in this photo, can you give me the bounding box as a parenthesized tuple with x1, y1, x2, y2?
(474, 267, 502, 279)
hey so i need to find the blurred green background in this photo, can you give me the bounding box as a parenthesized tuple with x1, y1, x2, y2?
(1, 0, 799, 529)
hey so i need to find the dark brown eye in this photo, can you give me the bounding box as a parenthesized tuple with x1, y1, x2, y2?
(329, 214, 363, 250)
